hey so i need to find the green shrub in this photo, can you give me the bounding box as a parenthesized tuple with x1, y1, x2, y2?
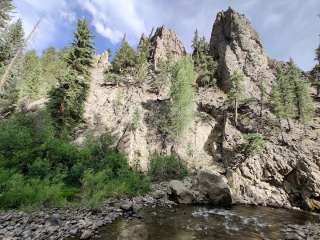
(148, 154, 188, 182)
(242, 133, 266, 156)
(0, 169, 67, 209)
(81, 169, 150, 208)
(0, 111, 151, 210)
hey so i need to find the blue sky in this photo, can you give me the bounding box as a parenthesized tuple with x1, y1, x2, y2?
(13, 0, 320, 70)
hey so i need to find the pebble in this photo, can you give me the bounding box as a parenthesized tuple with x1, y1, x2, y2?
(0, 183, 173, 240)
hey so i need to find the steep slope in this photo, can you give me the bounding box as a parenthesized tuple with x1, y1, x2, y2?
(210, 7, 274, 97)
(81, 11, 320, 211)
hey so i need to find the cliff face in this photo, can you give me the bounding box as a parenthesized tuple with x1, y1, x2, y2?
(81, 11, 320, 212)
(149, 26, 186, 70)
(209, 8, 274, 97)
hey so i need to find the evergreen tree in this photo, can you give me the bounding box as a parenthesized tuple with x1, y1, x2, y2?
(111, 36, 137, 74)
(0, 19, 24, 110)
(191, 29, 216, 86)
(67, 19, 94, 78)
(169, 56, 195, 138)
(271, 67, 295, 135)
(0, 0, 13, 30)
(20, 50, 41, 101)
(135, 35, 151, 82)
(287, 60, 314, 125)
(49, 18, 94, 134)
(228, 70, 245, 126)
(40, 47, 67, 93)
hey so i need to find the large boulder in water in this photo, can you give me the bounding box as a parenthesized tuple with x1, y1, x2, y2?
(197, 170, 232, 207)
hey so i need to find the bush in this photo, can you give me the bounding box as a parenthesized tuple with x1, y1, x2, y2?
(0, 169, 68, 209)
(148, 154, 188, 182)
(242, 133, 265, 156)
(81, 169, 150, 208)
(0, 111, 151, 209)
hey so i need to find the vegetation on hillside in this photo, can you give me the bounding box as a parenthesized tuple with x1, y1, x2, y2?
(49, 19, 94, 135)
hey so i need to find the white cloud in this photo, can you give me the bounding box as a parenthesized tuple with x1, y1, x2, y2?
(13, 0, 320, 70)
(13, 0, 77, 53)
(79, 0, 147, 45)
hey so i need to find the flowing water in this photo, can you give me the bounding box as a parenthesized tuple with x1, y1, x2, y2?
(96, 206, 320, 240)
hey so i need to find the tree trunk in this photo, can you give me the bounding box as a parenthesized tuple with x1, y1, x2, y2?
(286, 118, 291, 131)
(278, 118, 285, 143)
(235, 99, 238, 127)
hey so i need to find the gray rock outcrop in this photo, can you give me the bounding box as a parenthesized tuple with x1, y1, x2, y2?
(149, 26, 186, 70)
(209, 7, 274, 97)
(80, 10, 320, 212)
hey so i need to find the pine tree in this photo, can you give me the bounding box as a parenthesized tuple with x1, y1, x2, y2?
(20, 50, 42, 101)
(67, 19, 94, 78)
(228, 70, 245, 126)
(191, 30, 216, 87)
(271, 67, 295, 137)
(0, 19, 24, 110)
(111, 36, 137, 74)
(49, 18, 94, 134)
(0, 0, 13, 30)
(287, 60, 314, 125)
(169, 56, 195, 138)
(40, 47, 67, 94)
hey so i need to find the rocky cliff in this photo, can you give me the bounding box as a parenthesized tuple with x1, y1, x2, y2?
(149, 26, 186, 70)
(209, 8, 274, 97)
(81, 9, 320, 212)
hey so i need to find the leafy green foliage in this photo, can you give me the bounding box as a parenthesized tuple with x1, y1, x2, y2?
(271, 62, 314, 126)
(0, 0, 13, 29)
(192, 29, 217, 86)
(0, 19, 24, 110)
(111, 36, 137, 75)
(49, 18, 94, 134)
(287, 60, 314, 124)
(148, 154, 188, 182)
(0, 111, 151, 209)
(271, 68, 295, 121)
(169, 56, 195, 138)
(67, 19, 94, 78)
(81, 169, 150, 208)
(20, 50, 41, 101)
(242, 133, 265, 156)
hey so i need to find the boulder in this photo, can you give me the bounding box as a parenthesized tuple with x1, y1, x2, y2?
(168, 180, 194, 204)
(197, 170, 232, 207)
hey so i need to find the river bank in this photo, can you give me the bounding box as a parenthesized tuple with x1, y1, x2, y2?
(1, 174, 320, 240)
(0, 183, 173, 240)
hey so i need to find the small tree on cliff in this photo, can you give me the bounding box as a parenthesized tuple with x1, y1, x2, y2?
(169, 56, 195, 139)
(271, 68, 295, 139)
(191, 29, 216, 86)
(49, 18, 94, 135)
(228, 70, 245, 126)
(287, 60, 314, 126)
(111, 36, 137, 74)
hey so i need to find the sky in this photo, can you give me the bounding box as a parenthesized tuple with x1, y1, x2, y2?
(13, 0, 320, 71)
